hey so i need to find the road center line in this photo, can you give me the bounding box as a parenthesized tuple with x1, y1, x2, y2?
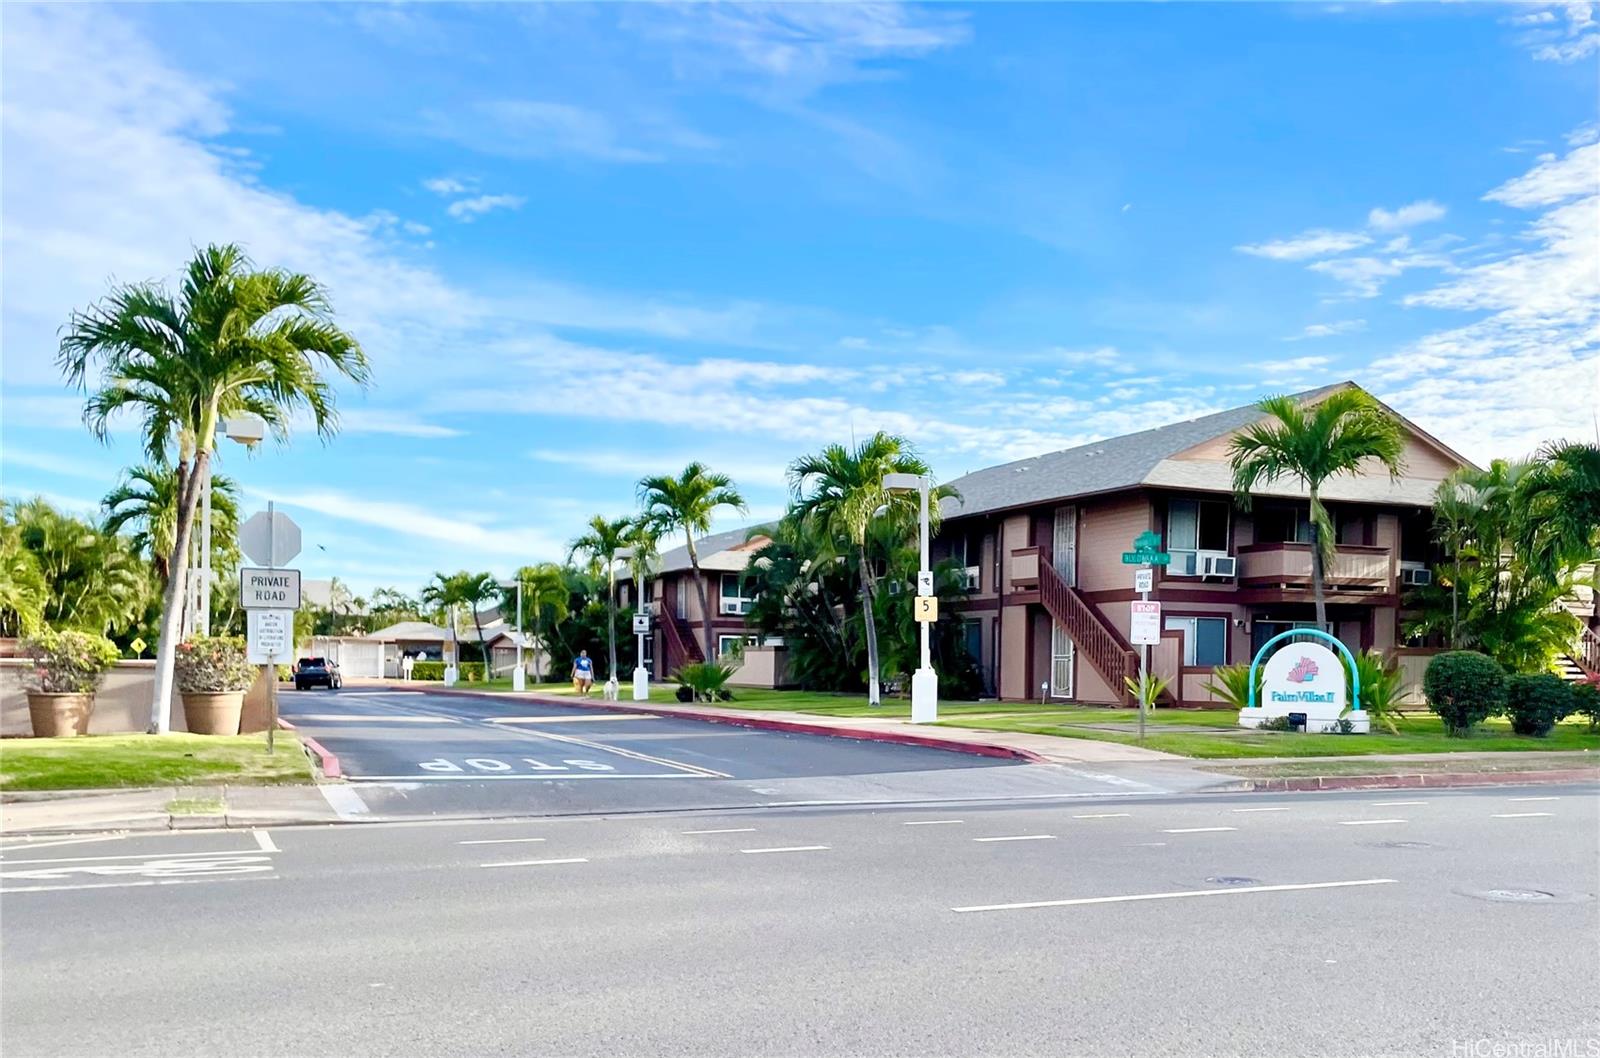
(480, 858, 588, 868)
(1338, 819, 1407, 826)
(458, 837, 547, 845)
(681, 828, 757, 835)
(1073, 813, 1131, 819)
(1371, 801, 1427, 806)
(1231, 806, 1290, 813)
(490, 715, 659, 724)
(291, 714, 458, 723)
(1507, 796, 1559, 802)
(952, 878, 1398, 913)
(1491, 812, 1554, 818)
(974, 834, 1055, 842)
(1163, 826, 1236, 834)
(739, 846, 829, 854)
(902, 819, 964, 826)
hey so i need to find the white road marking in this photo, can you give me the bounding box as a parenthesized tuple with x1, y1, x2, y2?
(1339, 819, 1407, 826)
(1129, 842, 1168, 847)
(681, 828, 757, 835)
(458, 837, 547, 846)
(739, 846, 830, 855)
(292, 714, 458, 723)
(974, 834, 1055, 843)
(1491, 812, 1554, 818)
(490, 715, 659, 724)
(480, 857, 589, 868)
(2, 876, 280, 895)
(1231, 806, 1291, 813)
(252, 830, 279, 854)
(0, 848, 264, 865)
(1163, 827, 1236, 834)
(1507, 796, 1559, 802)
(1073, 813, 1131, 819)
(1371, 801, 1427, 806)
(902, 819, 964, 826)
(952, 878, 1398, 913)
(529, 730, 731, 778)
(319, 784, 371, 819)
(0, 834, 129, 853)
(351, 773, 713, 782)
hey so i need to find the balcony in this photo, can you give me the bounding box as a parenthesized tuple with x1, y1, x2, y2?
(1237, 542, 1392, 594)
(1009, 547, 1040, 588)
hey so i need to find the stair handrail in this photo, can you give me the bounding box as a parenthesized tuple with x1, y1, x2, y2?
(1034, 557, 1141, 706)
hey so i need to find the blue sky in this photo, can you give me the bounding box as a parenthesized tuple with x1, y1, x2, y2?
(3, 2, 1597, 594)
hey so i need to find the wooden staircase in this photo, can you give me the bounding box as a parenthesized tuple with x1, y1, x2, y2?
(1032, 553, 1141, 707)
(655, 600, 704, 673)
(1560, 625, 1599, 683)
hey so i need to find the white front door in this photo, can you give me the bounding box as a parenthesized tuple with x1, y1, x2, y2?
(1053, 506, 1077, 586)
(1050, 623, 1074, 699)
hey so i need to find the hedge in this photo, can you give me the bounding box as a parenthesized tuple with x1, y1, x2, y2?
(1423, 651, 1505, 737)
(1502, 673, 1573, 737)
(408, 661, 487, 682)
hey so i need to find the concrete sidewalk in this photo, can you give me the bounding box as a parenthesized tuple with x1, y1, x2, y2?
(1, 784, 338, 834)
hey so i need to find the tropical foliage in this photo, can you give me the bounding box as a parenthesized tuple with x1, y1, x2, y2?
(102, 464, 238, 586)
(1423, 650, 1506, 737)
(639, 462, 747, 661)
(172, 635, 257, 694)
(1228, 389, 1405, 628)
(20, 629, 122, 695)
(59, 243, 367, 732)
(569, 515, 631, 681)
(676, 661, 737, 702)
(6, 498, 150, 639)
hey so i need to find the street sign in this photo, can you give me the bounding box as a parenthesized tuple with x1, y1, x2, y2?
(916, 570, 934, 597)
(239, 510, 302, 567)
(1130, 600, 1162, 645)
(246, 608, 295, 664)
(1134, 569, 1153, 594)
(1122, 550, 1172, 566)
(130, 636, 146, 656)
(241, 567, 301, 610)
(632, 613, 651, 634)
(1133, 531, 1162, 551)
(913, 596, 939, 623)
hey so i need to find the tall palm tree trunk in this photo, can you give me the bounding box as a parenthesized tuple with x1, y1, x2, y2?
(471, 607, 489, 678)
(151, 453, 205, 734)
(606, 567, 618, 681)
(686, 535, 714, 662)
(1309, 488, 1328, 631)
(858, 546, 882, 707)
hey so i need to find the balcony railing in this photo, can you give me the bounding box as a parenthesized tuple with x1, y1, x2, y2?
(1237, 542, 1391, 592)
(1577, 626, 1599, 678)
(1010, 547, 1040, 588)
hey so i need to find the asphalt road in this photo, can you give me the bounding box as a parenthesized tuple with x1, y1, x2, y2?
(275, 688, 1197, 819)
(3, 785, 1596, 1057)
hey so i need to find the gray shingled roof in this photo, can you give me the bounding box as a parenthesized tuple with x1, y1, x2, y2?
(940, 383, 1346, 520)
(646, 523, 774, 575)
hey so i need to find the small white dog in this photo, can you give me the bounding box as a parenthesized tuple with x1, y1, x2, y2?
(603, 677, 620, 701)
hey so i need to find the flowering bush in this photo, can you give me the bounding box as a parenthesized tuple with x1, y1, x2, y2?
(20, 629, 120, 694)
(174, 635, 257, 693)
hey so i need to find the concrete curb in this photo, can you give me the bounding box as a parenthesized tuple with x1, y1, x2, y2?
(277, 718, 342, 780)
(391, 685, 1050, 764)
(1214, 767, 1600, 792)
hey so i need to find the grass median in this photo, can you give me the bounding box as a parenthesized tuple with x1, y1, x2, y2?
(0, 733, 315, 792)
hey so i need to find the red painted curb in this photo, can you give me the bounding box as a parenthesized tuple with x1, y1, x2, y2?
(278, 717, 342, 780)
(1233, 767, 1598, 792)
(379, 683, 1048, 764)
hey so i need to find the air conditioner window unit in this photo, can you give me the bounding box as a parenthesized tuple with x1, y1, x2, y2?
(1401, 567, 1432, 587)
(721, 600, 744, 615)
(1200, 553, 1237, 578)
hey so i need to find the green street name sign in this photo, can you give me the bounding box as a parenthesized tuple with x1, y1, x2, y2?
(1122, 551, 1172, 566)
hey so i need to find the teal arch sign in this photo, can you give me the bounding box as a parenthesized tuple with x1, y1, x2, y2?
(1245, 628, 1362, 713)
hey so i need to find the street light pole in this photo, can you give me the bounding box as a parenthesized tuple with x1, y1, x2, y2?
(618, 546, 649, 701)
(507, 578, 525, 693)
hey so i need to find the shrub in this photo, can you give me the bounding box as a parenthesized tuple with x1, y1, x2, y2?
(1502, 673, 1574, 737)
(1571, 679, 1600, 732)
(1255, 714, 1295, 732)
(20, 629, 120, 694)
(674, 684, 695, 703)
(1122, 672, 1171, 710)
(1423, 651, 1505, 736)
(410, 661, 444, 681)
(1348, 649, 1404, 735)
(174, 635, 257, 694)
(1202, 663, 1261, 709)
(677, 661, 736, 702)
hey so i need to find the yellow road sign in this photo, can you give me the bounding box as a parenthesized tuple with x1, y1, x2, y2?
(130, 637, 146, 655)
(913, 596, 939, 623)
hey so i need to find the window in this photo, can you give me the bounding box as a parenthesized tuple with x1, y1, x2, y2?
(1256, 505, 1313, 545)
(1250, 619, 1328, 658)
(1164, 616, 1228, 666)
(1167, 498, 1231, 575)
(720, 574, 756, 615)
(718, 634, 758, 659)
(954, 531, 983, 590)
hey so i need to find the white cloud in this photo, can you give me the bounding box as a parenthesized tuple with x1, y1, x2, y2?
(445, 193, 526, 221)
(339, 410, 463, 439)
(1236, 229, 1371, 261)
(1367, 199, 1447, 230)
(1251, 355, 1332, 375)
(422, 176, 472, 195)
(252, 487, 566, 560)
(1484, 141, 1600, 207)
(528, 449, 791, 490)
(0, 446, 121, 483)
(1513, 2, 1600, 61)
(420, 100, 688, 163)
(1289, 320, 1367, 341)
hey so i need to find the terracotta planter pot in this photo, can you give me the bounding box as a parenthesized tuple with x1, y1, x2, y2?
(26, 692, 95, 737)
(182, 690, 244, 735)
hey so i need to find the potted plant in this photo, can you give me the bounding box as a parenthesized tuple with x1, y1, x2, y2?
(174, 635, 256, 735)
(20, 629, 121, 737)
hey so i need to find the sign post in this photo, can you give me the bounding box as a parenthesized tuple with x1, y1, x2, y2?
(631, 611, 651, 701)
(1120, 533, 1170, 743)
(240, 502, 301, 752)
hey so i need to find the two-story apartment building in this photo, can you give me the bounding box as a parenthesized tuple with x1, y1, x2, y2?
(936, 383, 1469, 705)
(617, 525, 772, 678)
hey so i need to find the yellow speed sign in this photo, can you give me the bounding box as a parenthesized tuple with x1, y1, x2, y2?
(913, 596, 939, 623)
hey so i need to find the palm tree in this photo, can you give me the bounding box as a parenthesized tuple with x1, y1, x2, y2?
(1228, 389, 1405, 629)
(421, 572, 473, 674)
(0, 502, 47, 637)
(569, 515, 631, 681)
(59, 244, 367, 733)
(504, 564, 569, 682)
(788, 432, 939, 707)
(1432, 473, 1492, 649)
(12, 498, 149, 637)
(638, 463, 747, 662)
(1517, 441, 1600, 622)
(102, 464, 240, 586)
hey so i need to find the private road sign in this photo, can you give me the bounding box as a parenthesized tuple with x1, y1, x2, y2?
(241, 567, 301, 610)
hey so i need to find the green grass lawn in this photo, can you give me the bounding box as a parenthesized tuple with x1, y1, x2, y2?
(0, 733, 315, 792)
